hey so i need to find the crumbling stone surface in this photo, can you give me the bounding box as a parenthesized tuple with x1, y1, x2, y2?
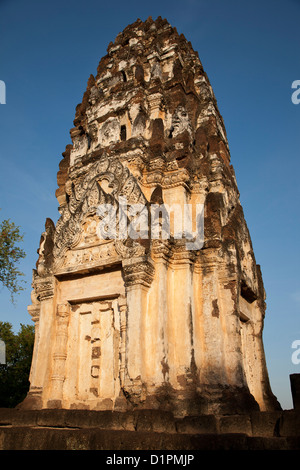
(23, 16, 280, 416)
(1, 408, 299, 436)
(0, 409, 299, 449)
(250, 411, 282, 437)
(0, 424, 299, 450)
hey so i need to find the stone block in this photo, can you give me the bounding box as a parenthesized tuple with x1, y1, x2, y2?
(134, 409, 176, 433)
(0, 408, 14, 425)
(113, 396, 130, 412)
(176, 415, 217, 434)
(11, 410, 38, 426)
(285, 436, 300, 450)
(37, 409, 68, 427)
(112, 411, 136, 431)
(250, 411, 282, 437)
(278, 410, 300, 437)
(0, 427, 250, 451)
(63, 410, 136, 431)
(246, 436, 288, 450)
(218, 415, 252, 436)
(89, 410, 136, 431)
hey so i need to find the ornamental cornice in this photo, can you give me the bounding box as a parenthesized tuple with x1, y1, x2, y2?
(122, 256, 155, 288)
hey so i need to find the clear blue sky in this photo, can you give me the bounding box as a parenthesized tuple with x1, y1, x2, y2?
(0, 0, 299, 410)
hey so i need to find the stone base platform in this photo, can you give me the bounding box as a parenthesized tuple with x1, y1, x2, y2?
(0, 408, 299, 450)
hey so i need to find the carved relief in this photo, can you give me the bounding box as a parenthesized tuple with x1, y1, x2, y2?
(170, 106, 192, 138)
(53, 155, 148, 268)
(143, 167, 190, 189)
(34, 275, 55, 301)
(122, 256, 155, 288)
(60, 241, 119, 272)
(68, 299, 123, 402)
(36, 218, 55, 277)
(99, 118, 120, 145)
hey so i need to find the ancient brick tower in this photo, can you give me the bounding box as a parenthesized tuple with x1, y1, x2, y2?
(24, 17, 280, 416)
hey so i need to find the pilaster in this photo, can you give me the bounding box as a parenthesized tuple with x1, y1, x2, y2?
(47, 302, 70, 408)
(122, 256, 155, 398)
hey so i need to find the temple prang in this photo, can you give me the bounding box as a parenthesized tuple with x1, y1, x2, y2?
(22, 16, 281, 417)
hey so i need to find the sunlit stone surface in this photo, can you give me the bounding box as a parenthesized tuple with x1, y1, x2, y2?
(23, 17, 280, 416)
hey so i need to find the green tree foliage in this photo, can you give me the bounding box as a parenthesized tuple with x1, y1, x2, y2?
(0, 322, 35, 408)
(0, 216, 26, 302)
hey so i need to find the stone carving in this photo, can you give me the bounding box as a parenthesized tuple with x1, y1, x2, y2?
(34, 275, 55, 301)
(99, 118, 120, 145)
(151, 61, 162, 80)
(36, 218, 55, 277)
(132, 109, 147, 137)
(122, 256, 155, 288)
(170, 106, 192, 139)
(60, 241, 118, 271)
(53, 154, 147, 267)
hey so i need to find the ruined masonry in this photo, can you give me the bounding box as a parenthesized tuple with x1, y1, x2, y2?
(23, 17, 281, 417)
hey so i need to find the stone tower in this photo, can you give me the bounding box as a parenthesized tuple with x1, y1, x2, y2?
(24, 17, 280, 416)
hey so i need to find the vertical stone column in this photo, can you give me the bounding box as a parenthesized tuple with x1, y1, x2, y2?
(47, 302, 70, 408)
(21, 275, 55, 409)
(148, 92, 163, 120)
(114, 295, 129, 411)
(118, 295, 127, 388)
(198, 249, 227, 388)
(148, 241, 171, 390)
(90, 303, 101, 399)
(23, 290, 42, 409)
(189, 185, 206, 383)
(122, 256, 155, 401)
(27, 305, 40, 378)
(191, 260, 203, 383)
(98, 301, 115, 400)
(219, 275, 246, 388)
(167, 249, 194, 388)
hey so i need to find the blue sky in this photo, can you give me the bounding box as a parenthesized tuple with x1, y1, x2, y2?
(0, 0, 299, 410)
